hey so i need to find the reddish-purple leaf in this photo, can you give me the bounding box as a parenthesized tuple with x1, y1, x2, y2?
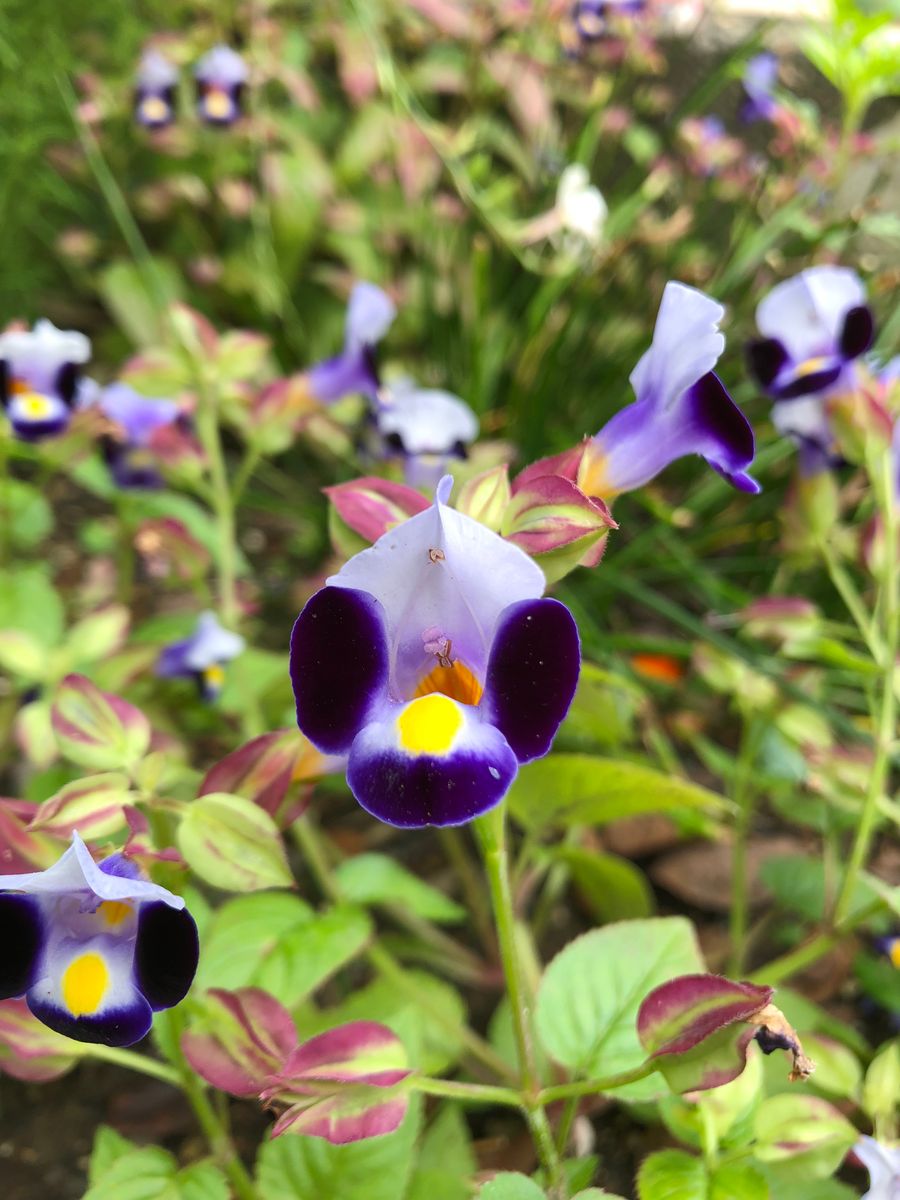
(638, 974, 773, 1058)
(0, 999, 80, 1082)
(181, 988, 298, 1097)
(324, 478, 430, 544)
(52, 674, 150, 771)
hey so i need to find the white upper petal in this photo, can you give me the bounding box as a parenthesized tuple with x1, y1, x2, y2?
(345, 283, 397, 350)
(195, 44, 248, 85)
(328, 475, 545, 697)
(629, 282, 725, 410)
(755, 267, 866, 361)
(771, 396, 832, 445)
(137, 50, 179, 90)
(853, 1136, 900, 1200)
(0, 832, 184, 909)
(0, 320, 91, 374)
(378, 379, 479, 454)
(183, 611, 246, 670)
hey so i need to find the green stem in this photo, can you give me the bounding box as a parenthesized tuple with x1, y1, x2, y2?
(818, 537, 882, 662)
(749, 898, 884, 986)
(410, 1076, 523, 1109)
(476, 806, 566, 1199)
(438, 827, 496, 956)
(195, 396, 239, 629)
(292, 818, 516, 1083)
(833, 449, 899, 925)
(538, 1061, 658, 1105)
(84, 1044, 181, 1087)
(729, 718, 764, 976)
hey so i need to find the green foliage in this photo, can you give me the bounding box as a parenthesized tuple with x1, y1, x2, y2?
(177, 792, 293, 892)
(85, 1128, 228, 1200)
(334, 853, 466, 923)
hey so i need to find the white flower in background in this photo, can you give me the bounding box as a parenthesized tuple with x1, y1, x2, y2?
(556, 164, 608, 248)
(854, 1136, 900, 1200)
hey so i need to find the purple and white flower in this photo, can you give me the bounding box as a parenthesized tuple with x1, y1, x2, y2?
(576, 281, 758, 498)
(376, 378, 479, 489)
(156, 611, 246, 701)
(93, 382, 181, 489)
(134, 50, 179, 130)
(194, 45, 248, 126)
(740, 53, 779, 124)
(747, 266, 874, 401)
(569, 0, 646, 43)
(0, 833, 197, 1046)
(290, 475, 580, 827)
(0, 321, 91, 442)
(308, 283, 397, 405)
(853, 1136, 900, 1200)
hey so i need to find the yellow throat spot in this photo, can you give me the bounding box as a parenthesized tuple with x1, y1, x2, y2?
(62, 952, 109, 1016)
(204, 88, 232, 119)
(18, 393, 52, 419)
(99, 900, 132, 928)
(203, 664, 225, 690)
(796, 356, 830, 378)
(889, 940, 900, 969)
(577, 448, 616, 501)
(397, 694, 463, 757)
(140, 95, 170, 123)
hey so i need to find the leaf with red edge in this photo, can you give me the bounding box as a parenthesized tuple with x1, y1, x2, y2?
(455, 466, 511, 531)
(502, 475, 615, 583)
(181, 987, 298, 1097)
(0, 799, 61, 873)
(0, 999, 81, 1082)
(638, 974, 774, 1094)
(52, 674, 150, 771)
(511, 443, 586, 493)
(325, 478, 430, 545)
(265, 1021, 411, 1144)
(29, 773, 133, 840)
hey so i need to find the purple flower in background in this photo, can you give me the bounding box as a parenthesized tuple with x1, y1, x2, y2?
(569, 0, 646, 43)
(156, 611, 245, 701)
(747, 266, 875, 401)
(194, 45, 248, 126)
(376, 378, 479, 490)
(308, 283, 397, 405)
(94, 383, 181, 489)
(852, 1136, 900, 1200)
(771, 395, 837, 477)
(577, 282, 759, 498)
(134, 50, 178, 130)
(0, 833, 197, 1046)
(0, 321, 91, 442)
(741, 52, 779, 123)
(290, 475, 580, 827)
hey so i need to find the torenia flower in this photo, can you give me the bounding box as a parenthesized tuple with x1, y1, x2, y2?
(852, 1136, 900, 1200)
(576, 282, 758, 498)
(0, 320, 90, 442)
(134, 50, 178, 130)
(194, 46, 248, 126)
(747, 266, 874, 401)
(556, 164, 608, 248)
(566, 0, 646, 45)
(290, 476, 580, 827)
(376, 378, 478, 490)
(95, 382, 182, 489)
(740, 53, 778, 124)
(156, 611, 245, 701)
(0, 832, 198, 1046)
(308, 283, 396, 405)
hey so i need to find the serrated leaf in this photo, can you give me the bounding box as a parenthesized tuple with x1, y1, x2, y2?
(509, 755, 724, 836)
(637, 1149, 705, 1200)
(477, 1174, 545, 1200)
(535, 918, 704, 1100)
(333, 854, 465, 923)
(254, 904, 372, 1006)
(553, 847, 655, 922)
(193, 893, 314, 993)
(408, 1106, 476, 1200)
(710, 1162, 769, 1200)
(177, 792, 293, 892)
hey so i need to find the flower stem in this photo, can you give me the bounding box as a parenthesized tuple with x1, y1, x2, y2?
(833, 448, 899, 925)
(194, 395, 239, 629)
(729, 717, 764, 977)
(476, 805, 566, 1199)
(410, 1076, 523, 1109)
(537, 1060, 658, 1105)
(749, 898, 884, 986)
(84, 1044, 181, 1087)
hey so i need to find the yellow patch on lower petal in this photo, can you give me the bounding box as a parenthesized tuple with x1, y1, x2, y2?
(396, 694, 463, 756)
(16, 392, 53, 420)
(140, 95, 170, 123)
(889, 939, 900, 969)
(414, 660, 483, 707)
(204, 88, 233, 120)
(62, 952, 109, 1016)
(795, 356, 830, 378)
(203, 664, 226, 690)
(99, 900, 133, 928)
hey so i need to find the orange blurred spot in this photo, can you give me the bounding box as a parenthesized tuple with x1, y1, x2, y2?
(630, 653, 685, 685)
(415, 660, 483, 707)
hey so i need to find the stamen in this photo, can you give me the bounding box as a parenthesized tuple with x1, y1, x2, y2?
(427, 547, 445, 564)
(99, 900, 133, 927)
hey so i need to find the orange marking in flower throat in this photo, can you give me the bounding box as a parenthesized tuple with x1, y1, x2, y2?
(415, 660, 483, 706)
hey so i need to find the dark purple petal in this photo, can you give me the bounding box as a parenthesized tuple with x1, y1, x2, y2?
(0, 896, 43, 1000)
(686, 371, 758, 486)
(290, 587, 389, 755)
(347, 733, 518, 828)
(746, 338, 788, 389)
(483, 598, 581, 764)
(308, 347, 379, 404)
(839, 304, 874, 360)
(134, 901, 199, 1011)
(9, 413, 71, 443)
(54, 363, 79, 407)
(0, 360, 8, 405)
(155, 637, 193, 680)
(772, 361, 843, 400)
(27, 992, 153, 1047)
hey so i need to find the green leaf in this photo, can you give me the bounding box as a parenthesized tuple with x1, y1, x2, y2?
(760, 857, 879, 922)
(254, 904, 373, 1006)
(193, 892, 314, 992)
(98, 257, 183, 348)
(177, 793, 293, 892)
(0, 478, 53, 549)
(753, 1095, 857, 1182)
(509, 755, 724, 836)
(0, 630, 49, 681)
(333, 853, 465, 923)
(557, 664, 639, 751)
(710, 1162, 769, 1200)
(552, 848, 655, 922)
(0, 565, 64, 646)
(477, 1174, 545, 1200)
(255, 1097, 421, 1200)
(83, 1143, 228, 1200)
(88, 1126, 136, 1182)
(535, 918, 704, 1100)
(637, 1149, 705, 1200)
(408, 1106, 476, 1200)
